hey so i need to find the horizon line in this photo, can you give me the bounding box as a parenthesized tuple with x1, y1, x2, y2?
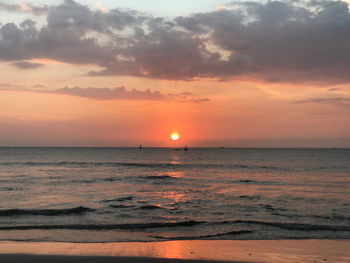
(0, 146, 349, 149)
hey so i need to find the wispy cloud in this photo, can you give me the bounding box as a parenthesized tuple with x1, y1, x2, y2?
(11, 61, 44, 69)
(295, 97, 350, 108)
(0, 83, 26, 90)
(0, 84, 209, 103)
(55, 86, 209, 102)
(328, 88, 343, 92)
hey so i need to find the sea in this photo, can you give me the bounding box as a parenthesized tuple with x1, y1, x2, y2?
(0, 147, 349, 243)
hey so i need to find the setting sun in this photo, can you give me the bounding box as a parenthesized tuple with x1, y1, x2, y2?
(171, 132, 180, 141)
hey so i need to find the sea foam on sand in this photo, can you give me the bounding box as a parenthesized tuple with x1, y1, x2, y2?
(0, 240, 349, 263)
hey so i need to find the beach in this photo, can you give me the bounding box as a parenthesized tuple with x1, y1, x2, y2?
(0, 239, 350, 262)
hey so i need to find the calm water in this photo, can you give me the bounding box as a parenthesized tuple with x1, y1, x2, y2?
(0, 147, 349, 242)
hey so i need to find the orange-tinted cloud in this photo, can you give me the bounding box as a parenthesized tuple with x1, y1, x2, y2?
(0, 2, 47, 15)
(96, 2, 107, 13)
(216, 5, 227, 11)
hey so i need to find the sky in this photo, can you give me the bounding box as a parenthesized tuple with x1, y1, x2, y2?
(0, 0, 349, 147)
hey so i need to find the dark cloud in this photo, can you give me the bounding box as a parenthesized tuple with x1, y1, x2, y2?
(11, 61, 43, 69)
(175, 1, 350, 82)
(0, 0, 143, 65)
(1, 0, 350, 83)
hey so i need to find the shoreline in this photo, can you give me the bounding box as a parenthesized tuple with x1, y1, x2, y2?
(0, 239, 349, 263)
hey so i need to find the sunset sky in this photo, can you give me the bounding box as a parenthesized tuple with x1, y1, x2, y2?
(0, 0, 349, 147)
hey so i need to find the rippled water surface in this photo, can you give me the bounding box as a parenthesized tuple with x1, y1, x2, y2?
(0, 147, 349, 242)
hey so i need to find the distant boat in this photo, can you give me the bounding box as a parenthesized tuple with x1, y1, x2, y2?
(184, 145, 188, 151)
(139, 144, 142, 149)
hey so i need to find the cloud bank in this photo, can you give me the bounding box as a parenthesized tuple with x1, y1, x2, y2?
(0, 0, 350, 83)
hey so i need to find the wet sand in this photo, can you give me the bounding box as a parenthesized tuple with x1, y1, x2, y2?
(0, 240, 349, 263)
(0, 255, 240, 263)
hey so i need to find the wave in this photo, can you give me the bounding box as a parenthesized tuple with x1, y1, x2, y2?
(109, 204, 177, 211)
(0, 219, 348, 233)
(219, 220, 350, 232)
(142, 175, 177, 179)
(0, 206, 95, 217)
(72, 177, 122, 184)
(258, 204, 288, 212)
(140, 205, 163, 210)
(231, 180, 283, 186)
(3, 160, 346, 172)
(0, 220, 203, 230)
(0, 161, 292, 171)
(102, 196, 134, 203)
(105, 204, 177, 211)
(0, 187, 14, 191)
(109, 205, 135, 209)
(239, 195, 260, 200)
(150, 230, 253, 240)
(284, 213, 350, 222)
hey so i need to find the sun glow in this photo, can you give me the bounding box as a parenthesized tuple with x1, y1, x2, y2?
(171, 132, 180, 141)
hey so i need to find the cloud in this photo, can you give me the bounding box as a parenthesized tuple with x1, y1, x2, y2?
(11, 61, 44, 69)
(0, 2, 48, 16)
(0, 0, 145, 65)
(0, 84, 209, 103)
(216, 5, 227, 11)
(55, 86, 209, 102)
(0, 83, 26, 90)
(0, 0, 350, 83)
(295, 97, 350, 107)
(96, 3, 107, 13)
(328, 88, 343, 91)
(32, 84, 47, 89)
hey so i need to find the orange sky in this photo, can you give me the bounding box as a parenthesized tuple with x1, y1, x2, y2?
(1, 72, 349, 147)
(0, 0, 349, 147)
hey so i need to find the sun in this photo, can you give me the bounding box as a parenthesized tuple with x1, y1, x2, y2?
(170, 132, 180, 141)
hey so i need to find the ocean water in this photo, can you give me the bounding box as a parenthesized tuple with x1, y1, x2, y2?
(0, 147, 349, 243)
